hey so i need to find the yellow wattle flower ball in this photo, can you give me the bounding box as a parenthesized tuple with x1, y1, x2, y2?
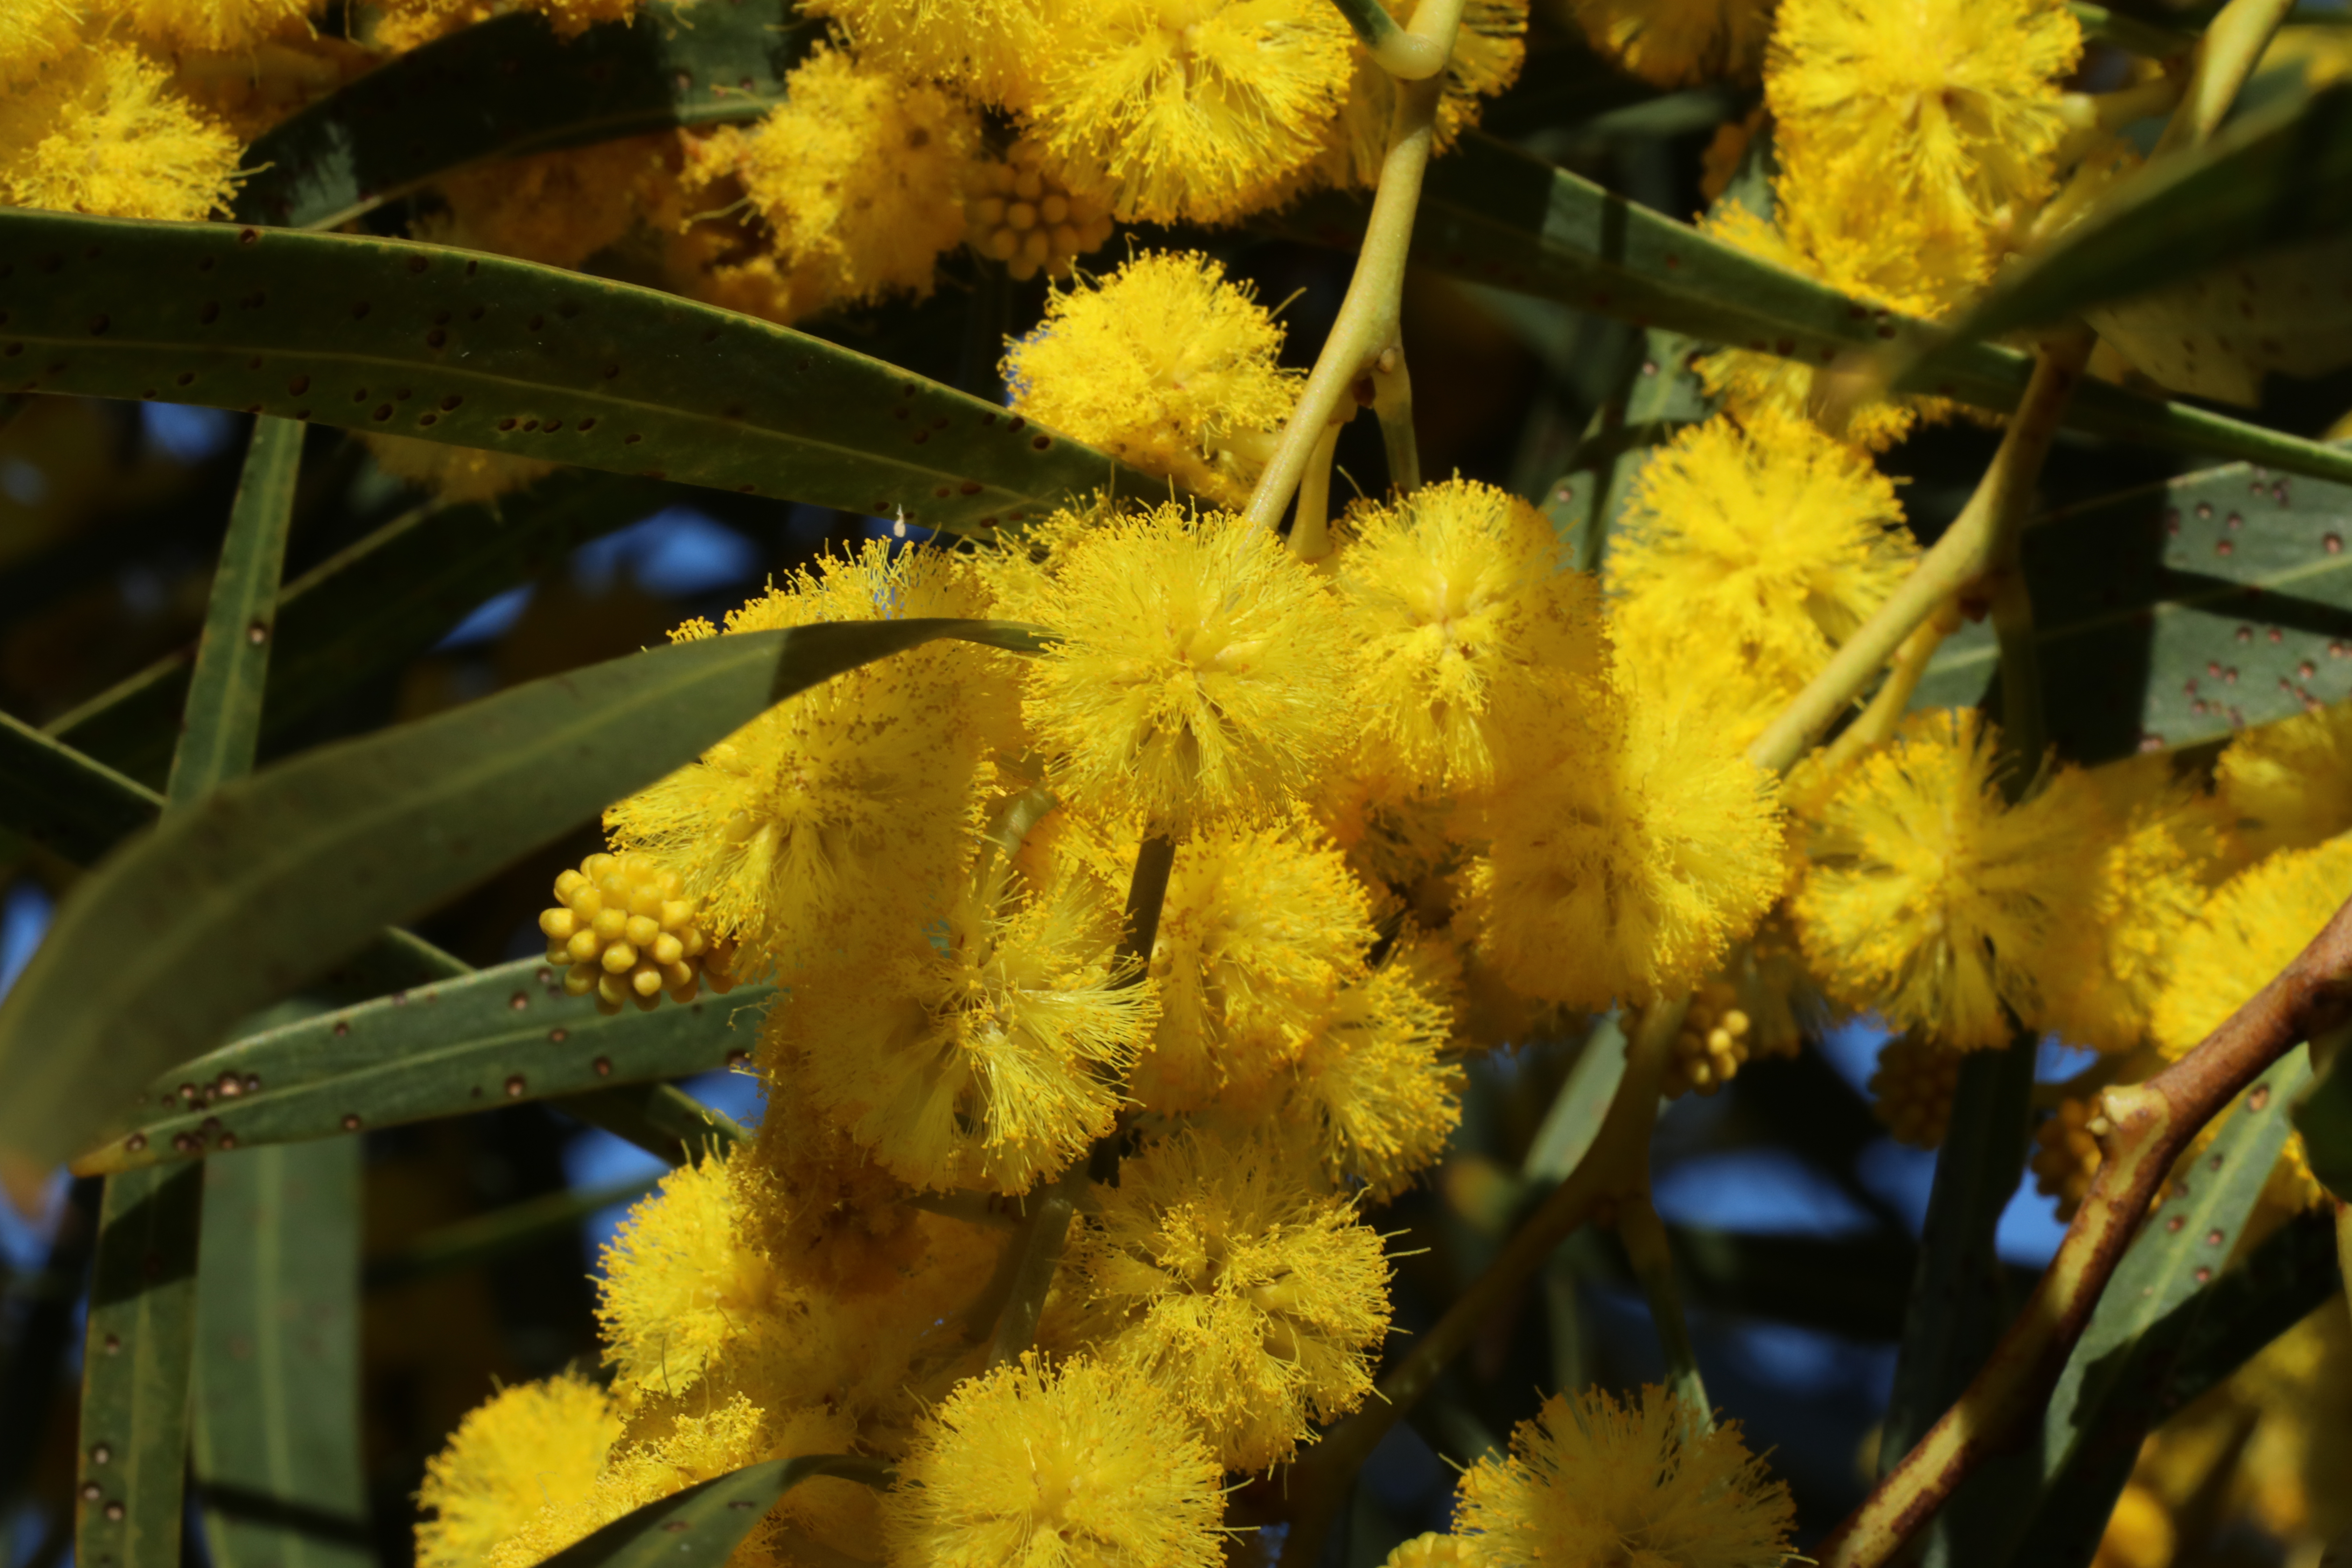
(786, 855, 1154, 1195)
(1869, 1029, 1961, 1149)
(2216, 702, 2352, 861)
(540, 851, 739, 1016)
(1024, 0, 1356, 226)
(1768, 0, 2083, 244)
(1019, 503, 1355, 832)
(415, 1373, 621, 1568)
(604, 540, 1014, 975)
(2152, 832, 2352, 1060)
(1793, 708, 2105, 1051)
(882, 1353, 1228, 1568)
(1564, 0, 1772, 86)
(1004, 252, 1301, 508)
(741, 46, 983, 307)
(1334, 476, 1606, 794)
(1, 0, 81, 86)
(1062, 1130, 1392, 1472)
(1137, 820, 1376, 1113)
(1609, 408, 1918, 707)
(1454, 1384, 1796, 1567)
(0, 42, 242, 220)
(93, 0, 312, 53)
(802, 0, 1052, 108)
(596, 1148, 774, 1402)
(1465, 667, 1786, 1010)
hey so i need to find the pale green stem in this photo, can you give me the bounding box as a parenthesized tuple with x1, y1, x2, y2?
(2052, 75, 2188, 167)
(1812, 607, 1958, 783)
(1370, 343, 1422, 495)
(1326, 0, 1468, 78)
(1620, 1194, 1710, 1431)
(2151, 0, 2298, 155)
(1288, 417, 1349, 561)
(1244, 72, 1441, 533)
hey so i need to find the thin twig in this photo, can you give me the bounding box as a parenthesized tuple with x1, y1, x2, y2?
(1288, 417, 1349, 561)
(1619, 1194, 1710, 1428)
(1816, 892, 2352, 1568)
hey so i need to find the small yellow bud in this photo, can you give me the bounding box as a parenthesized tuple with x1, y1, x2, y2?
(553, 869, 587, 900)
(1012, 168, 1042, 200)
(539, 908, 576, 940)
(583, 853, 616, 879)
(1008, 200, 1037, 231)
(1041, 192, 1069, 224)
(563, 964, 598, 997)
(630, 967, 663, 997)
(592, 908, 628, 941)
(624, 914, 660, 948)
(652, 933, 685, 966)
(566, 930, 600, 964)
(568, 885, 603, 919)
(601, 942, 637, 973)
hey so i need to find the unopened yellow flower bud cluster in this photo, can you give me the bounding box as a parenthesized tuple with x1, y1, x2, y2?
(538, 853, 737, 1016)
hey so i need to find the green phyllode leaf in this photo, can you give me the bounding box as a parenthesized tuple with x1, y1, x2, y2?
(50, 472, 683, 784)
(76, 958, 775, 1176)
(236, 1, 815, 231)
(1912, 457, 2352, 764)
(0, 209, 1161, 535)
(192, 1138, 373, 1568)
(534, 1454, 892, 1568)
(0, 617, 1038, 1171)
(2293, 1044, 2352, 1203)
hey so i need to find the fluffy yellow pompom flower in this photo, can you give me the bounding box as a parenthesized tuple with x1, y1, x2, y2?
(1565, 0, 1771, 86)
(2152, 833, 2352, 1059)
(605, 541, 1012, 974)
(1064, 1131, 1392, 1471)
(1794, 709, 2105, 1050)
(1768, 0, 2082, 244)
(1004, 252, 1301, 508)
(1465, 671, 1785, 1009)
(882, 1354, 1228, 1568)
(1020, 504, 1354, 831)
(1, 1, 80, 85)
(1315, 0, 1526, 190)
(1455, 1384, 1796, 1567)
(1275, 930, 1463, 1195)
(1024, 0, 1355, 225)
(1610, 409, 1917, 705)
(741, 46, 982, 307)
(803, 0, 1051, 107)
(362, 432, 556, 505)
(2217, 702, 2352, 860)
(1138, 820, 1375, 1111)
(1335, 477, 1606, 793)
(596, 1149, 774, 1400)
(415, 1373, 621, 1568)
(788, 854, 1154, 1194)
(426, 136, 663, 270)
(88, 0, 309, 54)
(0, 44, 241, 220)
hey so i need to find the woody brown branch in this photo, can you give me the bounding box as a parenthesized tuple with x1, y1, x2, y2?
(1818, 891, 2352, 1568)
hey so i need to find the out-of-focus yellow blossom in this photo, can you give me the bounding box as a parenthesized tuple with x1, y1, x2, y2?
(539, 851, 739, 1016)
(2090, 1483, 2174, 1568)
(1664, 979, 1777, 1098)
(2, 1, 83, 85)
(1610, 409, 1917, 709)
(1334, 477, 1607, 794)
(803, 0, 1051, 108)
(1312, 763, 1459, 901)
(427, 136, 665, 270)
(1139, 821, 1374, 1111)
(415, 1373, 621, 1568)
(1314, 0, 1526, 190)
(169, 34, 376, 144)
(360, 433, 558, 505)
(1794, 709, 2105, 1050)
(1869, 1029, 1961, 1148)
(2044, 761, 2231, 1053)
(739, 1065, 937, 1295)
(1566, 0, 1771, 86)
(1004, 252, 1301, 508)
(372, 0, 635, 44)
(965, 138, 1116, 281)
(596, 1150, 773, 1401)
(2031, 1095, 2106, 1220)
(1381, 1534, 1471, 1568)
(605, 542, 1013, 974)
(1063, 1131, 1391, 1471)
(1769, 0, 2083, 245)
(882, 1353, 1228, 1568)
(1024, 0, 1355, 226)
(1465, 668, 1785, 1010)
(88, 0, 310, 55)
(742, 47, 982, 307)
(1019, 503, 1353, 832)
(2216, 702, 2352, 861)
(790, 854, 1152, 1195)
(2154, 831, 2352, 1060)
(1455, 1384, 1796, 1567)
(1698, 106, 1765, 203)
(1274, 929, 1463, 1195)
(0, 43, 242, 220)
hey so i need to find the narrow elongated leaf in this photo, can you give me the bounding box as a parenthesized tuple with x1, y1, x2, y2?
(236, 1, 814, 231)
(0, 708, 164, 863)
(1538, 332, 1708, 575)
(2160, 1207, 2344, 1412)
(537, 1455, 891, 1568)
(0, 617, 1034, 1170)
(364, 1175, 663, 1292)
(52, 472, 681, 783)
(1912, 457, 2352, 763)
(2294, 1044, 2352, 1201)
(1987, 1053, 2312, 1568)
(1282, 132, 2352, 486)
(1939, 83, 2352, 350)
(561, 1083, 749, 1166)
(169, 416, 301, 804)
(76, 1164, 203, 1568)
(76, 958, 774, 1176)
(0, 210, 1159, 534)
(193, 1140, 372, 1568)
